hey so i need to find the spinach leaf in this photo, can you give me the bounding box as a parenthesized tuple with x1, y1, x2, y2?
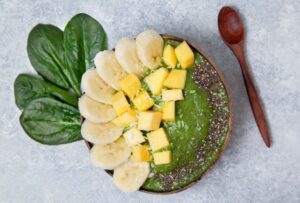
(20, 98, 82, 145)
(27, 24, 70, 89)
(14, 74, 78, 110)
(64, 13, 107, 95)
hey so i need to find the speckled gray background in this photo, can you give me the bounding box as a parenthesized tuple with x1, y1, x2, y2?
(1, 0, 300, 202)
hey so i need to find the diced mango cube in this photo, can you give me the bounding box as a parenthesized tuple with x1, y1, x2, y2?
(120, 74, 141, 98)
(162, 101, 175, 121)
(163, 45, 177, 68)
(123, 127, 145, 147)
(132, 145, 151, 162)
(138, 111, 162, 131)
(175, 41, 194, 69)
(164, 69, 187, 89)
(162, 89, 184, 101)
(112, 109, 137, 127)
(132, 91, 154, 111)
(145, 68, 169, 95)
(112, 91, 130, 115)
(153, 151, 172, 165)
(147, 128, 169, 151)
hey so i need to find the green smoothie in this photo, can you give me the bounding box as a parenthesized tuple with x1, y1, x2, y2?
(141, 40, 230, 192)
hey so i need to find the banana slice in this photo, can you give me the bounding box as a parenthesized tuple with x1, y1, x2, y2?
(115, 38, 144, 77)
(81, 120, 124, 145)
(113, 159, 150, 192)
(81, 68, 115, 104)
(136, 30, 163, 70)
(79, 94, 116, 123)
(95, 50, 127, 90)
(90, 138, 131, 170)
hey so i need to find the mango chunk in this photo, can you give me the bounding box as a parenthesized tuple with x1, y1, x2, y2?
(153, 151, 172, 165)
(147, 128, 169, 151)
(112, 91, 130, 115)
(162, 101, 175, 121)
(162, 89, 184, 101)
(164, 69, 187, 89)
(132, 91, 154, 111)
(132, 145, 151, 162)
(123, 127, 145, 147)
(163, 45, 177, 68)
(138, 111, 161, 131)
(120, 74, 141, 98)
(145, 68, 169, 95)
(175, 41, 194, 69)
(112, 109, 137, 127)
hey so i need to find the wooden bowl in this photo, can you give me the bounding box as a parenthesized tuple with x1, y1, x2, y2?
(83, 34, 233, 194)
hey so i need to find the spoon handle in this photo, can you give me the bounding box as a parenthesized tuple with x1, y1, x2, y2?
(232, 44, 271, 147)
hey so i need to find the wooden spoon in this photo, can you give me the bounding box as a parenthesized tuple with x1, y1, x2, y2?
(218, 6, 271, 147)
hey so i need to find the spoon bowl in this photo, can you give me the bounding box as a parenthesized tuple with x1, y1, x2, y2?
(218, 6, 244, 44)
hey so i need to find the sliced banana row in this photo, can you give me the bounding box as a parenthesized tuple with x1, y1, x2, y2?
(80, 30, 163, 193)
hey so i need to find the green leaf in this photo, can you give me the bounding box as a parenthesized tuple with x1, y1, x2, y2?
(64, 13, 107, 95)
(27, 24, 70, 89)
(20, 98, 82, 145)
(14, 74, 78, 110)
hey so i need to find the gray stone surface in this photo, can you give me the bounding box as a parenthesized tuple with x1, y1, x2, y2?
(0, 0, 299, 202)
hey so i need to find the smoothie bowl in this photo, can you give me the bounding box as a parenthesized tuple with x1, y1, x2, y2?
(79, 30, 232, 193)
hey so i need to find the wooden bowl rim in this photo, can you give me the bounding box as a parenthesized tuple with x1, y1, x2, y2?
(83, 34, 233, 195)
